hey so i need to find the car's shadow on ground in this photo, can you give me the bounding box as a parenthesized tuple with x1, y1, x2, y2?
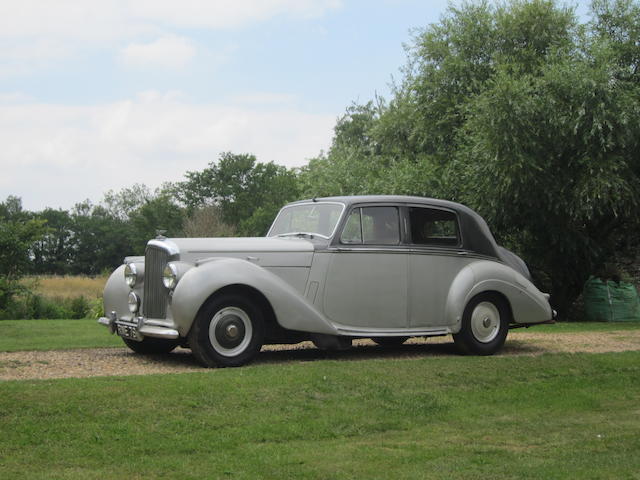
(255, 340, 545, 365)
(256, 342, 460, 365)
(150, 338, 547, 369)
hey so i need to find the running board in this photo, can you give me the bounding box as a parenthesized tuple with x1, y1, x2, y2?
(334, 325, 451, 337)
(510, 319, 556, 330)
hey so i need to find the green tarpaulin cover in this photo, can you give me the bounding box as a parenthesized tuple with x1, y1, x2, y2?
(583, 276, 640, 322)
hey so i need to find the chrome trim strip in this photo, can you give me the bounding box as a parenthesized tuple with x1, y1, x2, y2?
(147, 239, 180, 257)
(139, 325, 179, 339)
(325, 247, 496, 261)
(143, 318, 177, 328)
(110, 318, 180, 339)
(333, 325, 452, 337)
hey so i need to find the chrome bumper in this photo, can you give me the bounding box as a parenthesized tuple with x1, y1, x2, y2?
(98, 312, 179, 340)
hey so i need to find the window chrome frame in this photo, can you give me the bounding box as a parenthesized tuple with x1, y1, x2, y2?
(332, 202, 407, 249)
(404, 204, 463, 249)
(266, 201, 346, 240)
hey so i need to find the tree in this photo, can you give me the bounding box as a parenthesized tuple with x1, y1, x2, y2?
(299, 101, 443, 199)
(300, 0, 640, 314)
(591, 0, 640, 81)
(31, 208, 74, 274)
(102, 184, 154, 221)
(128, 193, 184, 250)
(180, 152, 300, 236)
(458, 56, 640, 311)
(67, 201, 134, 275)
(182, 205, 236, 238)
(0, 197, 45, 311)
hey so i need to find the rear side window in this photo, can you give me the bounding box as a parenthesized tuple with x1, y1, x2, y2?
(409, 207, 459, 246)
(340, 207, 400, 245)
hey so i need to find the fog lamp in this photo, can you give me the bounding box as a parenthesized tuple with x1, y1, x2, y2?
(127, 292, 140, 314)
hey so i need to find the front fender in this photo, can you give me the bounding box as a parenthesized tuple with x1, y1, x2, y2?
(170, 257, 339, 337)
(445, 260, 553, 332)
(103, 264, 131, 320)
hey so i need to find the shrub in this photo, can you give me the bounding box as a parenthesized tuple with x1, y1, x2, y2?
(69, 296, 89, 319)
(0, 293, 101, 320)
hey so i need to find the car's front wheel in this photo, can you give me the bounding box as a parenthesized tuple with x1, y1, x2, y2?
(122, 337, 179, 354)
(453, 293, 509, 355)
(188, 293, 265, 367)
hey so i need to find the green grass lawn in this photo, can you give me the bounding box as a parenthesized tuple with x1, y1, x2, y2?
(0, 352, 639, 479)
(521, 320, 640, 333)
(1, 318, 639, 353)
(0, 319, 123, 352)
(1, 320, 639, 478)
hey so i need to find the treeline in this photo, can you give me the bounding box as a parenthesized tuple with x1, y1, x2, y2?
(2, 0, 640, 315)
(300, 0, 640, 313)
(1, 152, 299, 276)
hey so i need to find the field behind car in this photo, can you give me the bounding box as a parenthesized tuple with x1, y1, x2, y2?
(24, 275, 109, 300)
(1, 321, 640, 479)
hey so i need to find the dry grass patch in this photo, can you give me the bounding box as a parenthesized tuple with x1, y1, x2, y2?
(24, 275, 108, 299)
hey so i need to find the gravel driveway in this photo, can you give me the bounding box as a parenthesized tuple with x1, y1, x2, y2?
(2, 329, 640, 381)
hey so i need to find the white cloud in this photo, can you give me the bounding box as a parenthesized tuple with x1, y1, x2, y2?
(229, 92, 298, 106)
(0, 92, 335, 211)
(0, 0, 341, 76)
(120, 35, 197, 69)
(0, 1, 341, 38)
(0, 92, 33, 103)
(129, 0, 343, 29)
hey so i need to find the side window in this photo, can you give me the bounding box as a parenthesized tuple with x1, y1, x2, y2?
(340, 207, 400, 245)
(340, 209, 362, 244)
(409, 207, 459, 246)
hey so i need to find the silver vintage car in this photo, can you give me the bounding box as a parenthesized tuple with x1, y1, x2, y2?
(99, 195, 554, 367)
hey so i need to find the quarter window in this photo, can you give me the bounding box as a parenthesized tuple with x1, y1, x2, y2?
(409, 207, 459, 246)
(340, 207, 400, 245)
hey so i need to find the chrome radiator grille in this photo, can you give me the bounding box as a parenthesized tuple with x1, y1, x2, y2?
(143, 246, 169, 318)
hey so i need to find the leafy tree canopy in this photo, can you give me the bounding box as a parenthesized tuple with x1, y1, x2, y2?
(0, 196, 46, 309)
(301, 0, 640, 312)
(181, 152, 299, 236)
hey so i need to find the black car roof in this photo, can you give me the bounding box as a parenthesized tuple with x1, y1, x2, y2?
(290, 195, 501, 259)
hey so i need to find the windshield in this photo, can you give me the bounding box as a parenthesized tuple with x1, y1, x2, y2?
(267, 203, 344, 238)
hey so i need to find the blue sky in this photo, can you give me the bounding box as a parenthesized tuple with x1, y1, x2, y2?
(0, 0, 591, 211)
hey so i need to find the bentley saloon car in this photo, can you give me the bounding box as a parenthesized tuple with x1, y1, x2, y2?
(99, 195, 554, 367)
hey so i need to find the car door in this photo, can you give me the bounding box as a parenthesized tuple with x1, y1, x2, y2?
(322, 205, 408, 329)
(405, 205, 475, 328)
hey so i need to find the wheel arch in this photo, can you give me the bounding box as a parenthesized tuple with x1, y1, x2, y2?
(453, 289, 511, 355)
(195, 283, 278, 336)
(446, 260, 547, 332)
(469, 290, 514, 323)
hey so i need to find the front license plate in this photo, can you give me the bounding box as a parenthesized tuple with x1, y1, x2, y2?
(117, 324, 140, 340)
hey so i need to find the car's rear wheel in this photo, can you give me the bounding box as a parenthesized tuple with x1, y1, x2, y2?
(453, 293, 509, 355)
(371, 336, 408, 347)
(188, 293, 265, 367)
(122, 337, 179, 354)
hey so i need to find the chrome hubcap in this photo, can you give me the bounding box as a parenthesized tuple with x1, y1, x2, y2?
(470, 302, 501, 343)
(208, 307, 252, 357)
(226, 324, 239, 338)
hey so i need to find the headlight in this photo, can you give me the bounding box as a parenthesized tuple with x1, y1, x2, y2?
(163, 263, 178, 290)
(128, 292, 140, 314)
(124, 263, 138, 288)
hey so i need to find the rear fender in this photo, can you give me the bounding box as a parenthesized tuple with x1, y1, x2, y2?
(445, 260, 553, 332)
(170, 257, 338, 337)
